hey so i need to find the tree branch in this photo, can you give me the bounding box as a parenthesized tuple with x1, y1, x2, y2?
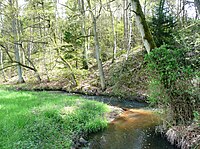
(0, 64, 17, 71)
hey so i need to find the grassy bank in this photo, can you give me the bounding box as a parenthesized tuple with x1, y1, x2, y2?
(0, 89, 108, 148)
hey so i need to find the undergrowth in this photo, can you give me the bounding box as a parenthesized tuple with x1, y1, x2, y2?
(145, 45, 199, 125)
(107, 50, 148, 97)
(0, 89, 108, 148)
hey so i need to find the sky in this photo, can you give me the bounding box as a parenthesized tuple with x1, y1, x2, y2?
(18, 0, 67, 17)
(18, 0, 197, 18)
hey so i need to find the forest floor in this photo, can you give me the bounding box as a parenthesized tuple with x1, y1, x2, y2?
(0, 89, 124, 148)
(3, 49, 149, 102)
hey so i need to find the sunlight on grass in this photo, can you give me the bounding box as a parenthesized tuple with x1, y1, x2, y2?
(0, 89, 108, 148)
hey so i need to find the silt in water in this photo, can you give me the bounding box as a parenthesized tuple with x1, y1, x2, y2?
(89, 109, 178, 149)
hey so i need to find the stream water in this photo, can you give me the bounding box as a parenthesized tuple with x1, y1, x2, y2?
(82, 95, 178, 149)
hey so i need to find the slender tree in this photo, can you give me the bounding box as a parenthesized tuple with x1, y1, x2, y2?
(107, 0, 117, 63)
(78, 0, 89, 69)
(9, 0, 25, 83)
(0, 49, 6, 82)
(86, 0, 106, 90)
(123, 0, 129, 49)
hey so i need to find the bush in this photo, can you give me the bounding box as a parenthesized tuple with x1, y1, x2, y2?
(145, 45, 199, 125)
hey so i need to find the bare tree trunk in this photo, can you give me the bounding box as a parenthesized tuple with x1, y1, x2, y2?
(143, 0, 147, 15)
(131, 0, 156, 53)
(92, 18, 106, 90)
(87, 29, 91, 51)
(123, 0, 129, 49)
(10, 0, 25, 83)
(0, 50, 6, 82)
(87, 0, 106, 90)
(182, 0, 185, 24)
(126, 1, 133, 60)
(40, 2, 50, 82)
(107, 1, 117, 63)
(194, 0, 200, 16)
(27, 28, 33, 67)
(78, 0, 89, 69)
(14, 42, 25, 83)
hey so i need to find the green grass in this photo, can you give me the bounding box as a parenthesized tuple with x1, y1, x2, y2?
(0, 89, 108, 149)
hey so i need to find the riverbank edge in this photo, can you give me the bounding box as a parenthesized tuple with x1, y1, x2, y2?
(1, 83, 148, 103)
(72, 105, 125, 148)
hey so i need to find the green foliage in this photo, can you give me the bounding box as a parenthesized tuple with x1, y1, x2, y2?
(149, 0, 176, 47)
(147, 78, 169, 106)
(62, 18, 84, 68)
(64, 28, 83, 46)
(193, 111, 200, 125)
(145, 45, 199, 124)
(0, 89, 108, 148)
(174, 20, 200, 70)
(145, 45, 186, 89)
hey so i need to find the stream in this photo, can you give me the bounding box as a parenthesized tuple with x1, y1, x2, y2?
(82, 95, 178, 149)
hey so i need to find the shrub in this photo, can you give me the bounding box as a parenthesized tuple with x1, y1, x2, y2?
(145, 45, 199, 125)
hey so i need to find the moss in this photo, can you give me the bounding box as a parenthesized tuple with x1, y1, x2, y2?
(134, 0, 156, 50)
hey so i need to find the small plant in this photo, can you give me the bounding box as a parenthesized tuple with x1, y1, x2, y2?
(193, 111, 200, 125)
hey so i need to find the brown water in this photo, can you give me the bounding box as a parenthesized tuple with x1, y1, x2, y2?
(89, 109, 178, 149)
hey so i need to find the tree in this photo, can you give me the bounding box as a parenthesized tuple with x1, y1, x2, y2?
(194, 0, 200, 16)
(123, 0, 129, 50)
(150, 0, 176, 47)
(78, 0, 89, 69)
(0, 49, 6, 82)
(86, 0, 106, 90)
(107, 0, 117, 63)
(131, 0, 156, 53)
(9, 0, 25, 83)
(126, 0, 134, 60)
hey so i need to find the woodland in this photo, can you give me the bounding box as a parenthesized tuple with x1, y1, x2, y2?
(0, 0, 199, 148)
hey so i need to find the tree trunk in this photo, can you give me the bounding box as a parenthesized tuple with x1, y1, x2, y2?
(126, 1, 133, 60)
(107, 1, 117, 63)
(0, 50, 6, 82)
(87, 0, 106, 90)
(131, 0, 156, 53)
(194, 0, 200, 16)
(10, 0, 25, 83)
(27, 28, 33, 67)
(14, 43, 25, 83)
(92, 18, 106, 90)
(78, 0, 89, 69)
(123, 0, 129, 49)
